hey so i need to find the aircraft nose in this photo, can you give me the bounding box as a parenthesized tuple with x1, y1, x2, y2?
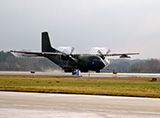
(99, 60, 105, 69)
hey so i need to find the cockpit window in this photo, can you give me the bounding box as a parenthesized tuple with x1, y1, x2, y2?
(93, 57, 100, 61)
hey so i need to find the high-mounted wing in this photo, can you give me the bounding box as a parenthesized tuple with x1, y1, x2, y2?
(96, 49, 139, 58)
(107, 53, 140, 58)
(10, 50, 79, 62)
(11, 50, 139, 58)
(10, 50, 62, 57)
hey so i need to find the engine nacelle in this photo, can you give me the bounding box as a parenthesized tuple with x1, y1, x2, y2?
(120, 54, 131, 58)
(61, 55, 69, 60)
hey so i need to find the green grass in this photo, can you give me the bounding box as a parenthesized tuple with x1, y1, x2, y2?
(0, 75, 160, 98)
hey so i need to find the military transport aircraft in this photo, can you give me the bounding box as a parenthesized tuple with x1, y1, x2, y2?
(11, 32, 139, 73)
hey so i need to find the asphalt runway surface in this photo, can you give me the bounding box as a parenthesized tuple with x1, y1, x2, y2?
(0, 71, 160, 77)
(0, 92, 160, 118)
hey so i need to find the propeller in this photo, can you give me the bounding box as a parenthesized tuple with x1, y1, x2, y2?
(98, 49, 111, 67)
(59, 47, 77, 67)
(60, 47, 76, 60)
(68, 47, 77, 62)
(61, 47, 77, 69)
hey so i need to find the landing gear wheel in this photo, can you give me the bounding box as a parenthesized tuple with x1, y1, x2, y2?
(96, 70, 100, 73)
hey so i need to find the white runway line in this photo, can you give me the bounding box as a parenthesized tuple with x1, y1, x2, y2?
(0, 71, 160, 77)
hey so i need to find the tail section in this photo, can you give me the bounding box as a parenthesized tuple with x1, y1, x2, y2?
(42, 32, 60, 52)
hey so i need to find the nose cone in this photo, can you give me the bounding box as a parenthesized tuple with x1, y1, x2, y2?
(89, 56, 106, 71)
(99, 60, 105, 69)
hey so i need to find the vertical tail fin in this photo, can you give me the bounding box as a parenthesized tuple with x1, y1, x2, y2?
(42, 32, 60, 52)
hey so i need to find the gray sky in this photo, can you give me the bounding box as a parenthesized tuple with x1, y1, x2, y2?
(1, 0, 160, 59)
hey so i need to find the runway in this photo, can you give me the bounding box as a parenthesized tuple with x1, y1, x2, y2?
(0, 71, 160, 77)
(0, 92, 160, 118)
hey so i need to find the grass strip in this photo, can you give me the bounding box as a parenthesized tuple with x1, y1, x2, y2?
(0, 74, 160, 98)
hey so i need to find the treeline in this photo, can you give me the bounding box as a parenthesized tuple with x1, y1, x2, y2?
(0, 51, 60, 71)
(106, 59, 160, 73)
(0, 51, 160, 73)
(130, 59, 160, 73)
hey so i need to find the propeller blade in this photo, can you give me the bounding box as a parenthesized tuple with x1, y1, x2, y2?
(69, 47, 77, 62)
(98, 49, 111, 60)
(70, 47, 75, 55)
(97, 50, 103, 55)
(69, 55, 77, 62)
(104, 57, 111, 67)
(106, 49, 111, 56)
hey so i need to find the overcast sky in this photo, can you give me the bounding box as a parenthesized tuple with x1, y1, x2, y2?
(1, 0, 160, 59)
